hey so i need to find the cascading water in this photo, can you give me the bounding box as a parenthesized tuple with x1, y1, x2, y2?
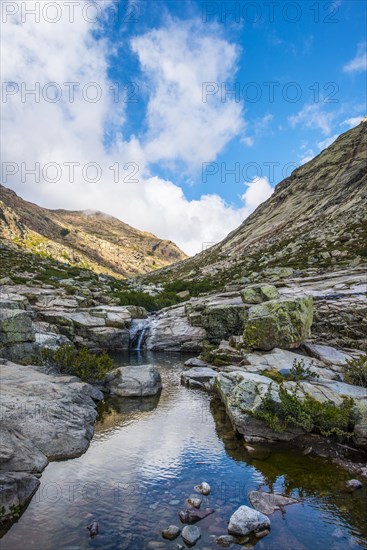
(129, 318, 150, 350)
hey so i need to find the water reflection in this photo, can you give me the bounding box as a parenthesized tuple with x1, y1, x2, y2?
(1, 352, 366, 550)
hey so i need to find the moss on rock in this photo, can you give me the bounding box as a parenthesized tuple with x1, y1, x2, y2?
(243, 296, 313, 351)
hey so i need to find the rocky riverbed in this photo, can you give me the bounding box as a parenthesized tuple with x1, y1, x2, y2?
(0, 354, 366, 549)
(0, 265, 366, 537)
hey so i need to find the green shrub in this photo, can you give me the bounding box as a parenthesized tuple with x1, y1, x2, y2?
(40, 344, 113, 383)
(115, 289, 181, 312)
(262, 368, 285, 383)
(60, 228, 70, 237)
(289, 358, 319, 381)
(263, 358, 319, 384)
(199, 342, 216, 363)
(253, 383, 355, 438)
(343, 355, 367, 388)
(164, 278, 215, 296)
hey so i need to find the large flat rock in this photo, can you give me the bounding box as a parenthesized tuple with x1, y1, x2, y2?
(146, 305, 206, 352)
(105, 365, 162, 397)
(0, 360, 103, 520)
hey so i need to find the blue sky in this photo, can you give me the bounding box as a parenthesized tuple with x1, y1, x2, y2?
(105, 0, 366, 200)
(2, 0, 366, 253)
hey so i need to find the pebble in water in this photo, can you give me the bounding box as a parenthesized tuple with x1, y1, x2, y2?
(214, 534, 236, 547)
(182, 524, 201, 546)
(187, 495, 202, 509)
(255, 529, 270, 539)
(179, 508, 215, 524)
(345, 479, 363, 491)
(162, 525, 181, 540)
(86, 520, 99, 537)
(194, 482, 211, 496)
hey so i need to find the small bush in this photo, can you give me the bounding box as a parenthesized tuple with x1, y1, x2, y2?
(199, 342, 216, 363)
(263, 359, 319, 384)
(289, 358, 319, 381)
(60, 228, 70, 237)
(40, 344, 113, 383)
(164, 279, 215, 296)
(262, 368, 285, 383)
(343, 355, 367, 388)
(253, 383, 355, 438)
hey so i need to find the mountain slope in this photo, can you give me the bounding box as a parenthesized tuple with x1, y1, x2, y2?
(0, 186, 187, 277)
(141, 118, 367, 287)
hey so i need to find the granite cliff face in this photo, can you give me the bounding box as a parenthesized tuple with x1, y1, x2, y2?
(0, 185, 187, 278)
(141, 119, 367, 286)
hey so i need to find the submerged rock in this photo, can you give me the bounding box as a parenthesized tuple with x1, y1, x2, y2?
(345, 479, 363, 491)
(181, 524, 201, 546)
(214, 534, 236, 547)
(255, 529, 270, 539)
(227, 505, 270, 536)
(105, 365, 162, 397)
(162, 525, 181, 540)
(243, 296, 313, 351)
(187, 495, 202, 508)
(87, 520, 99, 537)
(179, 508, 214, 524)
(248, 491, 299, 515)
(194, 481, 211, 495)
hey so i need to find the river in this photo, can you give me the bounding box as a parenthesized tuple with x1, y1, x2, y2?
(2, 352, 367, 549)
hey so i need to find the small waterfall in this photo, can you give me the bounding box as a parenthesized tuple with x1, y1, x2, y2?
(129, 319, 150, 350)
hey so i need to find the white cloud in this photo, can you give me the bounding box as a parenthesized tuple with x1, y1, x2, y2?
(241, 136, 254, 147)
(341, 116, 364, 128)
(1, 4, 265, 256)
(288, 104, 335, 135)
(299, 150, 315, 165)
(131, 19, 244, 170)
(240, 177, 273, 210)
(343, 42, 367, 73)
(317, 134, 339, 150)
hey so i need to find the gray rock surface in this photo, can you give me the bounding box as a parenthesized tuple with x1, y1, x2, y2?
(303, 343, 352, 366)
(105, 365, 162, 397)
(214, 371, 303, 443)
(241, 284, 279, 304)
(244, 348, 340, 380)
(214, 369, 367, 449)
(181, 367, 218, 390)
(243, 296, 313, 351)
(248, 491, 299, 515)
(146, 305, 206, 352)
(0, 360, 102, 520)
(162, 525, 181, 540)
(0, 309, 34, 344)
(0, 472, 40, 522)
(227, 505, 270, 536)
(181, 525, 201, 546)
